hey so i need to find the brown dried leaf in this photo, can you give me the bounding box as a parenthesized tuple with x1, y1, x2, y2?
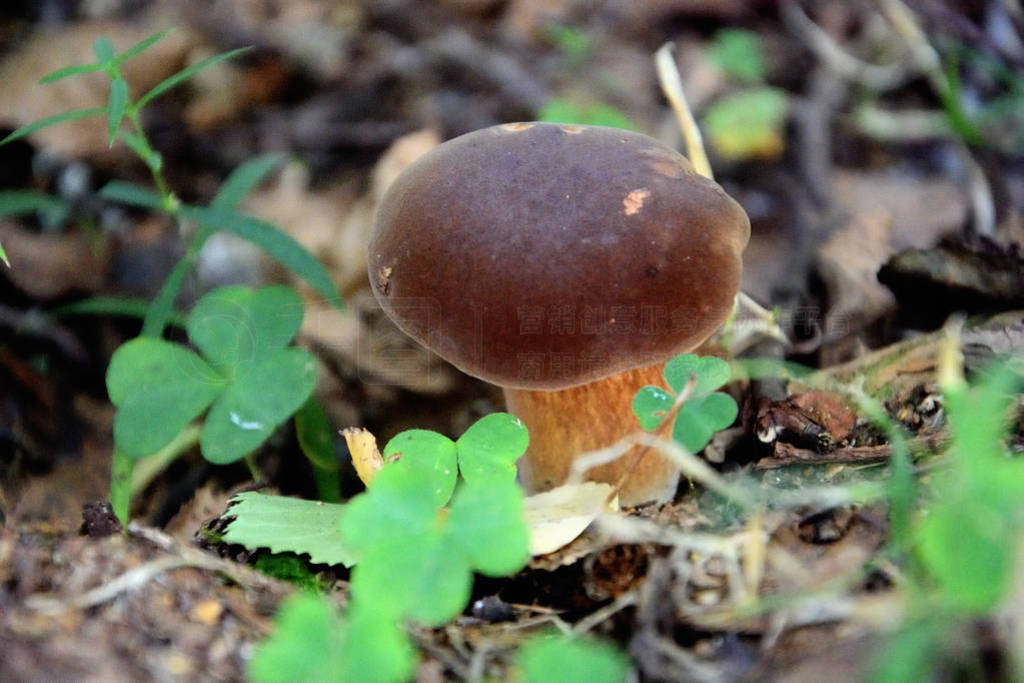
(0, 222, 107, 299)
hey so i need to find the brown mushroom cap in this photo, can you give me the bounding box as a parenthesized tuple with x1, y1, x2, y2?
(369, 122, 750, 390)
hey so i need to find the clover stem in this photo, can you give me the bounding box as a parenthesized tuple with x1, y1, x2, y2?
(606, 373, 696, 506)
(504, 363, 681, 506)
(244, 453, 265, 483)
(109, 447, 133, 526)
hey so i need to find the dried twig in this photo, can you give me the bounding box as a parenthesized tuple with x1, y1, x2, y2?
(655, 43, 713, 180)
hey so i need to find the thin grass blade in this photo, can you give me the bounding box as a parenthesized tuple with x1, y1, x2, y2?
(136, 47, 251, 110)
(117, 29, 171, 63)
(107, 78, 129, 145)
(39, 63, 105, 83)
(212, 154, 284, 210)
(0, 190, 69, 218)
(0, 107, 105, 146)
(99, 181, 164, 211)
(54, 296, 186, 328)
(183, 205, 343, 309)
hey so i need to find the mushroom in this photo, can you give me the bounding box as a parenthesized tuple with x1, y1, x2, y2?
(368, 122, 749, 505)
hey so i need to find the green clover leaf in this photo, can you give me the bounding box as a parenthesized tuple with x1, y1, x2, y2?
(107, 285, 316, 463)
(631, 386, 674, 431)
(107, 337, 225, 458)
(672, 392, 739, 453)
(382, 429, 459, 507)
(663, 353, 731, 395)
(455, 412, 528, 484)
(340, 467, 529, 627)
(632, 353, 738, 453)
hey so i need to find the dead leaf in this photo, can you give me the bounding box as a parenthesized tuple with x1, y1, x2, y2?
(816, 206, 896, 341)
(300, 292, 456, 394)
(0, 222, 107, 299)
(524, 482, 617, 556)
(341, 427, 383, 487)
(245, 129, 439, 294)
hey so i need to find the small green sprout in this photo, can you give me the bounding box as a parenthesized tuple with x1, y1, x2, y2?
(632, 353, 739, 453)
(517, 632, 630, 683)
(537, 98, 635, 131)
(107, 285, 316, 464)
(706, 28, 767, 84)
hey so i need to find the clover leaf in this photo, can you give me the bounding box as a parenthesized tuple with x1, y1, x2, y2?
(376, 412, 528, 508)
(340, 465, 529, 627)
(249, 594, 414, 683)
(106, 284, 316, 463)
(632, 353, 738, 453)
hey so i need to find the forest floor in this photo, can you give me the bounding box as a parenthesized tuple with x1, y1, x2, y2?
(1, 1, 1023, 681)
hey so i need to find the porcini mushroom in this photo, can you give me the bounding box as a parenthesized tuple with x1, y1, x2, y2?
(368, 122, 749, 505)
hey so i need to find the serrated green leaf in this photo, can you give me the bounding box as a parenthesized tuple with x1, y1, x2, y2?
(213, 154, 285, 210)
(39, 62, 105, 84)
(294, 395, 337, 472)
(517, 633, 630, 683)
(182, 205, 342, 310)
(671, 392, 738, 453)
(107, 338, 224, 458)
(632, 385, 674, 430)
(0, 107, 105, 146)
(447, 480, 529, 576)
(116, 29, 171, 63)
(249, 593, 344, 683)
(382, 429, 458, 507)
(200, 347, 317, 464)
(0, 190, 69, 223)
(663, 354, 731, 395)
(136, 46, 251, 110)
(455, 412, 528, 484)
(221, 492, 355, 566)
(99, 180, 165, 210)
(93, 36, 115, 63)
(107, 77, 128, 144)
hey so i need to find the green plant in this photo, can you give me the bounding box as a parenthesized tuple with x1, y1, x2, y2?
(516, 632, 629, 683)
(536, 98, 635, 130)
(0, 30, 343, 523)
(873, 355, 1024, 681)
(242, 413, 531, 680)
(632, 353, 739, 453)
(706, 28, 766, 84)
(700, 28, 789, 161)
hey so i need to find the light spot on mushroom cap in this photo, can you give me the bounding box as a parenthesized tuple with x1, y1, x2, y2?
(559, 124, 583, 134)
(500, 122, 535, 132)
(622, 188, 651, 216)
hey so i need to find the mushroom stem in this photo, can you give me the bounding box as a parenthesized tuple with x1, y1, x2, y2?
(504, 363, 680, 506)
